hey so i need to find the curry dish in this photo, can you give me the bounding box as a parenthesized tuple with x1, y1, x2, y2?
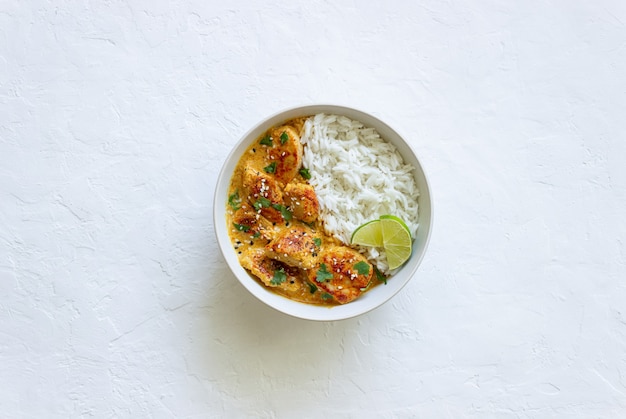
(226, 117, 384, 305)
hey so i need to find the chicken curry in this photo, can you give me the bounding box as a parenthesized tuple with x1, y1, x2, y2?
(226, 117, 382, 305)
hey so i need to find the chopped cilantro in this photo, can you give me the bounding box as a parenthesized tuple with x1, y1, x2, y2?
(260, 135, 272, 146)
(280, 131, 289, 144)
(264, 162, 277, 174)
(280, 207, 293, 221)
(228, 190, 241, 210)
(354, 261, 370, 275)
(321, 292, 333, 301)
(233, 223, 250, 232)
(299, 168, 311, 180)
(272, 203, 292, 221)
(374, 266, 387, 285)
(270, 268, 287, 286)
(252, 231, 261, 239)
(253, 196, 271, 210)
(308, 282, 318, 294)
(313, 237, 322, 247)
(315, 263, 333, 283)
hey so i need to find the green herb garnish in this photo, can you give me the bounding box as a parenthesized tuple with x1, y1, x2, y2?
(374, 266, 387, 285)
(308, 282, 318, 294)
(315, 263, 333, 283)
(280, 131, 289, 144)
(313, 237, 322, 247)
(260, 135, 272, 146)
(321, 292, 333, 301)
(228, 190, 241, 210)
(299, 168, 311, 180)
(252, 231, 261, 239)
(272, 203, 292, 221)
(253, 196, 271, 210)
(354, 261, 370, 276)
(270, 268, 287, 286)
(264, 162, 277, 174)
(233, 223, 250, 232)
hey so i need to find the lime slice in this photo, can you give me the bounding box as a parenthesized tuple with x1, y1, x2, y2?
(380, 214, 411, 236)
(380, 217, 413, 270)
(350, 219, 383, 247)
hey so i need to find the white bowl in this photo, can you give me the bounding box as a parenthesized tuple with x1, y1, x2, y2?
(214, 105, 432, 321)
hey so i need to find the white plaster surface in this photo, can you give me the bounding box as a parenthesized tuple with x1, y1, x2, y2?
(2, 0, 626, 417)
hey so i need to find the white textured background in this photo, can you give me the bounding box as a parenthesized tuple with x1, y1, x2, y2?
(2, 0, 626, 417)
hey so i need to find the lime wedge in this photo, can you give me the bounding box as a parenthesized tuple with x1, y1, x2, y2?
(380, 214, 411, 236)
(350, 219, 383, 247)
(380, 217, 413, 270)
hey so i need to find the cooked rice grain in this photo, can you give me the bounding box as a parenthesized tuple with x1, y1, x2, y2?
(300, 113, 419, 274)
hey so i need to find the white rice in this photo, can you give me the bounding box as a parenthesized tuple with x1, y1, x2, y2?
(300, 113, 419, 274)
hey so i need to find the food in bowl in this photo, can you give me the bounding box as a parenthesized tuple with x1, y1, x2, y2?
(226, 113, 420, 305)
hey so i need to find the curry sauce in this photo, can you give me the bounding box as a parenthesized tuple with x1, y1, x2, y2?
(226, 117, 377, 305)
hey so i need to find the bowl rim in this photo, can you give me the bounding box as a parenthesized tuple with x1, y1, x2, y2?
(213, 104, 433, 321)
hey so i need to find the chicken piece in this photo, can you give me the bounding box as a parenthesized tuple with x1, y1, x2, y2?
(307, 246, 373, 304)
(264, 224, 321, 270)
(231, 203, 275, 241)
(240, 248, 301, 292)
(283, 182, 319, 223)
(242, 165, 284, 224)
(266, 125, 303, 185)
